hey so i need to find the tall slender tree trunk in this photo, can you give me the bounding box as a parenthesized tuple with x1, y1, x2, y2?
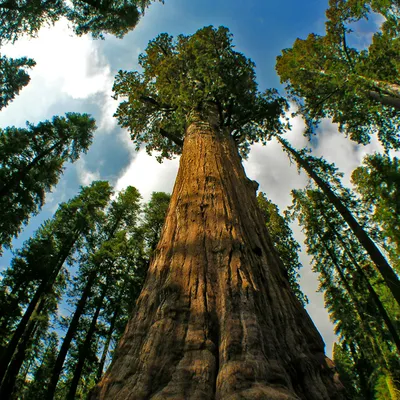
(275, 135, 400, 307)
(0, 233, 79, 384)
(0, 140, 62, 198)
(96, 294, 122, 383)
(91, 112, 343, 399)
(317, 233, 394, 363)
(68, 290, 105, 400)
(325, 221, 400, 353)
(0, 297, 45, 398)
(46, 271, 97, 399)
(348, 342, 374, 400)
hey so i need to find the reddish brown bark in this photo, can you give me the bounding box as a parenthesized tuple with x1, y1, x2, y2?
(91, 113, 343, 399)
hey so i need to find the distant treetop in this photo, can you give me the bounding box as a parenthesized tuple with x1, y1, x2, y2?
(0, 0, 158, 43)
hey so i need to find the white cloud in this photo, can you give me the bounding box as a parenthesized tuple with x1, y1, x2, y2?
(76, 157, 101, 186)
(0, 18, 113, 127)
(312, 119, 385, 186)
(115, 149, 179, 201)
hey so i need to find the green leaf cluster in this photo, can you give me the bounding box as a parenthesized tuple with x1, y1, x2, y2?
(0, 113, 96, 252)
(113, 25, 287, 160)
(0, 55, 36, 110)
(276, 0, 400, 150)
(0, 0, 155, 44)
(352, 153, 400, 270)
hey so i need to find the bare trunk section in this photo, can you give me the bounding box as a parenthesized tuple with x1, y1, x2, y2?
(46, 271, 97, 400)
(91, 114, 343, 400)
(67, 288, 105, 400)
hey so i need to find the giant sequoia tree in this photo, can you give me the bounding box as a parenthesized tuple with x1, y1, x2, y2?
(91, 26, 343, 399)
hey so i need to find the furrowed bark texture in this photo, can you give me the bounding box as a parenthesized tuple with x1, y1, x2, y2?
(92, 115, 343, 400)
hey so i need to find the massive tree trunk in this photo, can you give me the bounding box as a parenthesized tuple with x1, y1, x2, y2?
(91, 112, 343, 399)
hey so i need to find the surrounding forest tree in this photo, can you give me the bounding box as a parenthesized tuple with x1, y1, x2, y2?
(275, 0, 400, 150)
(0, 181, 112, 398)
(0, 187, 171, 398)
(0, 113, 96, 253)
(352, 154, 400, 271)
(289, 187, 400, 399)
(0, 55, 35, 110)
(90, 26, 344, 399)
(257, 192, 308, 305)
(272, 135, 400, 307)
(0, 0, 156, 43)
(46, 186, 142, 399)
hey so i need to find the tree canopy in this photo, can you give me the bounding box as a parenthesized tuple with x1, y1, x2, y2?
(0, 112, 96, 252)
(113, 25, 287, 160)
(0, 55, 36, 110)
(0, 0, 155, 43)
(352, 153, 400, 271)
(276, 0, 400, 150)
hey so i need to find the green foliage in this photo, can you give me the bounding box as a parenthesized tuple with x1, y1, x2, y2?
(0, 0, 154, 43)
(0, 112, 96, 252)
(0, 55, 36, 110)
(352, 153, 400, 270)
(142, 191, 170, 253)
(24, 333, 59, 400)
(289, 187, 400, 398)
(257, 192, 308, 305)
(0, 181, 112, 398)
(333, 343, 361, 399)
(113, 25, 287, 160)
(276, 0, 400, 150)
(8, 187, 171, 397)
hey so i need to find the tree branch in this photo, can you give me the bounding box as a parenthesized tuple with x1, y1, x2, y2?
(341, 27, 355, 71)
(159, 128, 183, 147)
(139, 95, 176, 112)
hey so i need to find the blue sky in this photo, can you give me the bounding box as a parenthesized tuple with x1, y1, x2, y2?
(0, 0, 386, 357)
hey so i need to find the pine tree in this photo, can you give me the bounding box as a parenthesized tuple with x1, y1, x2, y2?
(352, 153, 400, 271)
(91, 26, 343, 399)
(0, 112, 96, 252)
(272, 135, 400, 307)
(0, 0, 156, 44)
(275, 0, 400, 150)
(46, 186, 142, 399)
(24, 332, 59, 400)
(0, 181, 112, 398)
(0, 55, 35, 110)
(257, 192, 307, 305)
(289, 187, 400, 398)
